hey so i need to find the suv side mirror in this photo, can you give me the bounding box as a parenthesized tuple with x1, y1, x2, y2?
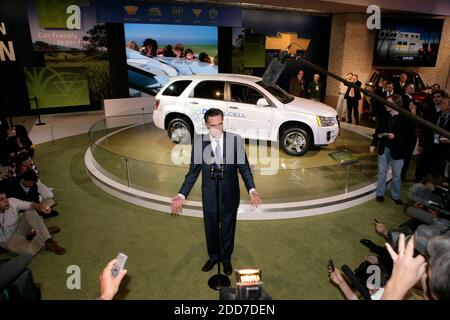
(256, 98, 270, 106)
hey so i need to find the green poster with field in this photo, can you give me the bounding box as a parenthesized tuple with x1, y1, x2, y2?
(24, 66, 90, 108)
(244, 33, 265, 68)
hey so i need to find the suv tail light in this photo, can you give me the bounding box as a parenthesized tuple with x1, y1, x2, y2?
(155, 99, 160, 110)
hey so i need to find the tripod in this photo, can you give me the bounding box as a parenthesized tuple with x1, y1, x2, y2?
(208, 163, 231, 290)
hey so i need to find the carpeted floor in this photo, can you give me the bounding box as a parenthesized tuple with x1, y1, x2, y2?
(4, 132, 412, 299)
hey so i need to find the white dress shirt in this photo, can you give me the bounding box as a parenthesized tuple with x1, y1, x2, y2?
(178, 133, 256, 199)
(0, 198, 32, 248)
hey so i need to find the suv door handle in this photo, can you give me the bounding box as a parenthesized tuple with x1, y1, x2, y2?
(229, 106, 239, 109)
(189, 101, 198, 105)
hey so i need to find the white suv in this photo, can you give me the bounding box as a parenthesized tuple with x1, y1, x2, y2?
(152, 74, 339, 156)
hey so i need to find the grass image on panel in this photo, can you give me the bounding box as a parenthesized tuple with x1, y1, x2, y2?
(24, 66, 90, 108)
(44, 52, 111, 105)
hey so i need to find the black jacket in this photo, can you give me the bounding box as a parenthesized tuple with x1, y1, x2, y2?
(4, 177, 40, 203)
(179, 132, 255, 213)
(371, 113, 407, 160)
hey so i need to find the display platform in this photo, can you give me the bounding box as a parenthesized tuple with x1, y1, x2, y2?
(85, 114, 385, 220)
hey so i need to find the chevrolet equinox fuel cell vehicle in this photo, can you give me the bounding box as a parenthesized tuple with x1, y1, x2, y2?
(152, 74, 339, 156)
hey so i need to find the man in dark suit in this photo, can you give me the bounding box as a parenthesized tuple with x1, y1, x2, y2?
(289, 69, 306, 98)
(400, 83, 418, 181)
(415, 90, 446, 181)
(394, 73, 411, 94)
(171, 108, 261, 275)
(372, 81, 394, 124)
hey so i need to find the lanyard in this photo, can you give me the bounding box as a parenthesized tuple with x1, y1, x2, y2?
(0, 214, 5, 237)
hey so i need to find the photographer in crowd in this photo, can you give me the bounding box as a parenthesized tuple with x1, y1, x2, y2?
(382, 232, 450, 300)
(370, 94, 407, 205)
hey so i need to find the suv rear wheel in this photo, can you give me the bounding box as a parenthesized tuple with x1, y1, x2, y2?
(167, 118, 193, 144)
(280, 127, 311, 156)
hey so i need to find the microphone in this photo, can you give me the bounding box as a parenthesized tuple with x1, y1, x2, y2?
(341, 264, 372, 300)
(210, 161, 216, 178)
(409, 184, 442, 206)
(262, 50, 292, 86)
(405, 207, 437, 225)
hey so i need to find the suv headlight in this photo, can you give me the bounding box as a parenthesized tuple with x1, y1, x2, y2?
(316, 116, 335, 127)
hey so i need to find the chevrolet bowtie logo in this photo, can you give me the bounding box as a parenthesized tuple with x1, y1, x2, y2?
(192, 9, 202, 17)
(265, 32, 311, 54)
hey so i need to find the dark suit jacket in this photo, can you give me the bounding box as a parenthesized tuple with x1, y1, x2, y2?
(4, 177, 39, 203)
(394, 80, 412, 94)
(179, 132, 255, 213)
(371, 113, 407, 160)
(289, 77, 306, 98)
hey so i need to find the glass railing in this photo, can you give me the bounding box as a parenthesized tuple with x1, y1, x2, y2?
(88, 113, 378, 203)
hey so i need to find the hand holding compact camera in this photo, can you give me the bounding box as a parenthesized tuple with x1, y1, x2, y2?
(111, 252, 128, 277)
(327, 258, 335, 272)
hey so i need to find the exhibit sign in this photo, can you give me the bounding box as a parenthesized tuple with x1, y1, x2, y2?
(124, 23, 218, 97)
(244, 33, 265, 68)
(373, 18, 444, 67)
(0, 21, 16, 62)
(24, 66, 90, 108)
(28, 0, 103, 51)
(93, 0, 241, 27)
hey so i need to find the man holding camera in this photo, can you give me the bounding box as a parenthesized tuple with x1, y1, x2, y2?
(370, 94, 407, 204)
(0, 190, 65, 256)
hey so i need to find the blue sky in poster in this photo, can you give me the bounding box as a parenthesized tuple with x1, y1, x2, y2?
(124, 23, 217, 46)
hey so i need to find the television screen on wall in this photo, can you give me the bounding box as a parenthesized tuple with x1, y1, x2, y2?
(373, 18, 444, 67)
(124, 23, 218, 97)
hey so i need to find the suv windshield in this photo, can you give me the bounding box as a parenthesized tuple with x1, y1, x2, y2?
(256, 81, 294, 104)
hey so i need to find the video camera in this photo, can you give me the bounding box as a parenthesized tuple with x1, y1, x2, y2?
(387, 207, 450, 256)
(409, 183, 450, 219)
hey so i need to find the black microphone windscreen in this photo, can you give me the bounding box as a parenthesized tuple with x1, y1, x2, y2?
(405, 207, 436, 225)
(409, 184, 433, 203)
(341, 264, 372, 300)
(262, 55, 287, 86)
(0, 254, 33, 289)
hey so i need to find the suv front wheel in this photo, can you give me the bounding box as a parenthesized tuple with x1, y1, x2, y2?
(167, 118, 193, 144)
(280, 127, 311, 156)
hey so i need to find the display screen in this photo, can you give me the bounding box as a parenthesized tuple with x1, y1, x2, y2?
(124, 23, 218, 96)
(373, 19, 444, 67)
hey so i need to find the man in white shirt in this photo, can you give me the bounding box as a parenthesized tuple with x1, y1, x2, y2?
(336, 72, 353, 121)
(0, 190, 65, 255)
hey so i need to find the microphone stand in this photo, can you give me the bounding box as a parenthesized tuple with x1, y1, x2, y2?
(208, 162, 231, 290)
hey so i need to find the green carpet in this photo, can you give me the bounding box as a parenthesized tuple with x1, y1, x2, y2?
(7, 132, 411, 299)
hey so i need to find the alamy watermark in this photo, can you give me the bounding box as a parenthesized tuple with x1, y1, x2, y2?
(367, 5, 381, 30)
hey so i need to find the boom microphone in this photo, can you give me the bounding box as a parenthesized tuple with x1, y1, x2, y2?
(405, 207, 437, 225)
(341, 264, 372, 300)
(409, 184, 443, 207)
(262, 51, 292, 86)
